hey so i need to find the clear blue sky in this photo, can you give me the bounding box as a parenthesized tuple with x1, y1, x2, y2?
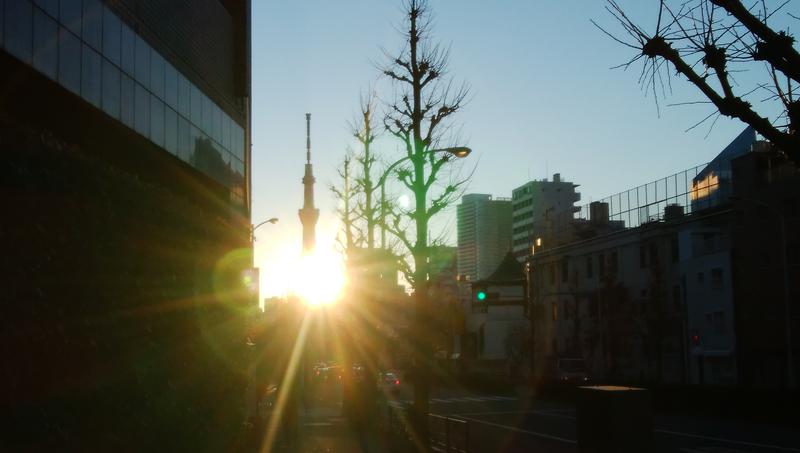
(250, 1, 794, 298)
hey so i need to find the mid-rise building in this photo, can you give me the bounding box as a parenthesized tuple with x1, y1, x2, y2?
(511, 173, 581, 260)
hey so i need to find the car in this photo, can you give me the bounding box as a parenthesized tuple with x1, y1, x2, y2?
(550, 358, 591, 385)
(377, 371, 402, 396)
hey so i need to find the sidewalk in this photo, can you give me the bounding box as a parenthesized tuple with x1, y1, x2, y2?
(271, 404, 388, 452)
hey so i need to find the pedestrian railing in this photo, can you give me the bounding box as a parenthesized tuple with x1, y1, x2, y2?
(429, 413, 469, 453)
(383, 403, 469, 453)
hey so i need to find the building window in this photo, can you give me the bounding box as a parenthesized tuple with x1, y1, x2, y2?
(102, 5, 121, 66)
(711, 268, 723, 290)
(552, 302, 558, 321)
(134, 82, 150, 137)
(177, 116, 192, 162)
(586, 256, 593, 278)
(58, 26, 81, 94)
(33, 8, 58, 80)
(201, 92, 213, 135)
(150, 49, 165, 99)
(549, 263, 556, 285)
(639, 246, 647, 269)
(165, 62, 178, 110)
(81, 0, 102, 51)
(60, 0, 81, 37)
(120, 73, 135, 128)
(190, 84, 202, 126)
(81, 44, 102, 108)
(35, 0, 59, 17)
(6, 1, 34, 63)
(101, 59, 121, 119)
(134, 35, 150, 88)
(120, 22, 135, 76)
(222, 113, 232, 150)
(165, 107, 178, 155)
(150, 95, 165, 147)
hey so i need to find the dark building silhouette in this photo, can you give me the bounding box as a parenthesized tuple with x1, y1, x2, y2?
(1, 1, 253, 450)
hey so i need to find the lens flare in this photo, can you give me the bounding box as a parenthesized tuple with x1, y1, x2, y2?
(290, 249, 346, 306)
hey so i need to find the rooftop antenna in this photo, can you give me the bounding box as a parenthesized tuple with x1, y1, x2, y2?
(306, 113, 311, 164)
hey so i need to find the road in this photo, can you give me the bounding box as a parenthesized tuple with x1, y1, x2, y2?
(387, 387, 800, 453)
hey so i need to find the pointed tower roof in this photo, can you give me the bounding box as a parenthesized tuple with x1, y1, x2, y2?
(480, 251, 525, 285)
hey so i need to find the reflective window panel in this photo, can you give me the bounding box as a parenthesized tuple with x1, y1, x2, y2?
(120, 73, 134, 128)
(150, 49, 164, 99)
(33, 8, 58, 80)
(102, 6, 120, 66)
(81, 0, 101, 50)
(165, 107, 178, 156)
(120, 22, 135, 76)
(59, 0, 81, 36)
(5, 1, 33, 63)
(164, 62, 178, 110)
(58, 26, 81, 95)
(150, 94, 165, 147)
(34, 0, 59, 18)
(102, 59, 121, 119)
(134, 82, 150, 137)
(81, 44, 102, 108)
(134, 35, 149, 88)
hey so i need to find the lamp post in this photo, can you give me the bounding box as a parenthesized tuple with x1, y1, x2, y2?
(247, 216, 278, 425)
(731, 196, 793, 389)
(377, 147, 471, 248)
(251, 217, 279, 242)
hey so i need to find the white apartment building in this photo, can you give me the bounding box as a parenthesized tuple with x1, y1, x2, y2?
(511, 173, 581, 261)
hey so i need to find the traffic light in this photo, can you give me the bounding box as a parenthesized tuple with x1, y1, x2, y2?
(691, 334, 700, 346)
(476, 290, 487, 301)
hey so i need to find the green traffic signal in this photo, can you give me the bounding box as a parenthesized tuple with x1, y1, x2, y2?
(476, 290, 487, 301)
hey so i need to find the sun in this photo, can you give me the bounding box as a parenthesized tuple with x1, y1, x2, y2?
(290, 248, 347, 306)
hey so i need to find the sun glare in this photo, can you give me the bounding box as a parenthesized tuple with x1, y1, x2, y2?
(290, 249, 347, 306)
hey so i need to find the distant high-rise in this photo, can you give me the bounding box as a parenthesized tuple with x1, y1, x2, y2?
(299, 113, 319, 254)
(511, 173, 581, 260)
(457, 194, 513, 284)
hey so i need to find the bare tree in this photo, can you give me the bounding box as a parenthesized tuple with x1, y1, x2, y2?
(330, 154, 362, 253)
(379, 0, 471, 435)
(595, 0, 799, 163)
(350, 90, 381, 250)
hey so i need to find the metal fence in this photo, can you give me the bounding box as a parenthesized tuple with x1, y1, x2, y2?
(384, 404, 470, 453)
(574, 160, 730, 229)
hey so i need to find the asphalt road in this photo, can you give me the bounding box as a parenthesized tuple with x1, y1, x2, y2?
(386, 387, 800, 453)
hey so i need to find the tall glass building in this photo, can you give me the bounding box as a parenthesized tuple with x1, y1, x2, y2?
(1, 1, 254, 450)
(1, 0, 250, 209)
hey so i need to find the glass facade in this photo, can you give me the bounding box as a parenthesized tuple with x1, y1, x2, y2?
(1, 0, 247, 205)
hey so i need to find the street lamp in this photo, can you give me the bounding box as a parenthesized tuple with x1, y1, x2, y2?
(377, 147, 472, 247)
(731, 196, 794, 389)
(251, 217, 279, 242)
